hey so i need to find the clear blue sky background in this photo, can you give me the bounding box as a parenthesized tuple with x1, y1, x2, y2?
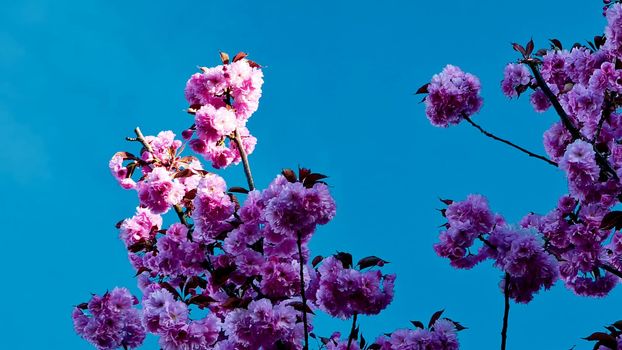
(1, 0, 619, 349)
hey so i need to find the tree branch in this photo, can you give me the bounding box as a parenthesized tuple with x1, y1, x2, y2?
(297, 232, 310, 350)
(525, 60, 618, 179)
(501, 272, 510, 350)
(464, 117, 557, 166)
(232, 129, 256, 191)
(347, 313, 358, 350)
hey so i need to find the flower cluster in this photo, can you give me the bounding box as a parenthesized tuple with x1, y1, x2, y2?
(427, 3, 622, 305)
(423, 65, 483, 127)
(374, 311, 461, 350)
(184, 52, 262, 169)
(435, 196, 559, 303)
(72, 288, 145, 350)
(76, 53, 463, 350)
(501, 63, 533, 98)
(314, 255, 395, 319)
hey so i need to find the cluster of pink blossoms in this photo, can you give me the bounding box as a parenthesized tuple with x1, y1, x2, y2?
(72, 288, 145, 350)
(75, 53, 464, 350)
(183, 53, 262, 169)
(424, 3, 622, 301)
(420, 2, 622, 348)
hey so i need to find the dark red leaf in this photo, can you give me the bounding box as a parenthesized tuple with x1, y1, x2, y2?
(302, 173, 328, 188)
(77, 302, 89, 310)
(219, 51, 230, 64)
(512, 43, 526, 56)
(334, 252, 353, 269)
(600, 211, 622, 230)
(174, 168, 194, 179)
(357, 256, 389, 269)
(282, 168, 297, 182)
(287, 301, 315, 315)
(134, 267, 150, 277)
(444, 318, 468, 331)
(298, 167, 312, 181)
(613, 320, 622, 331)
(312, 255, 324, 267)
(535, 48, 548, 57)
(127, 241, 147, 253)
(428, 309, 445, 329)
(113, 151, 138, 161)
(160, 282, 182, 300)
(550, 38, 563, 50)
(246, 59, 261, 68)
(367, 344, 381, 350)
(232, 52, 248, 62)
(526, 39, 534, 56)
(187, 294, 216, 307)
(410, 320, 425, 329)
(228, 186, 249, 194)
(583, 332, 617, 349)
(415, 83, 430, 95)
(439, 198, 453, 205)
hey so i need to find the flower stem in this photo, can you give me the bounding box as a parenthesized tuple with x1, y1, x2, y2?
(347, 313, 358, 350)
(297, 232, 309, 350)
(464, 117, 557, 166)
(501, 272, 510, 350)
(233, 129, 256, 191)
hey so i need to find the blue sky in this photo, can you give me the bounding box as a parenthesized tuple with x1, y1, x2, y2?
(0, 0, 619, 348)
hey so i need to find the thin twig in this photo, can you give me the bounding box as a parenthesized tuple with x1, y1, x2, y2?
(601, 263, 622, 279)
(464, 117, 557, 166)
(174, 204, 189, 227)
(232, 129, 256, 191)
(501, 272, 510, 350)
(347, 313, 358, 350)
(297, 232, 310, 350)
(128, 127, 154, 153)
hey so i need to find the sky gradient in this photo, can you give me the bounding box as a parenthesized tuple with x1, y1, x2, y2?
(0, 0, 619, 348)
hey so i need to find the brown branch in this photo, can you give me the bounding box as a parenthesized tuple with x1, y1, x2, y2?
(127, 127, 154, 154)
(347, 313, 358, 350)
(232, 129, 256, 191)
(501, 272, 510, 350)
(525, 61, 582, 140)
(525, 60, 618, 179)
(601, 263, 622, 279)
(464, 117, 557, 166)
(297, 232, 310, 350)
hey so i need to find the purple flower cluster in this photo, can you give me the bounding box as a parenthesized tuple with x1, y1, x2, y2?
(81, 53, 467, 350)
(435, 196, 559, 303)
(72, 288, 145, 350)
(604, 3, 622, 58)
(184, 54, 262, 169)
(424, 65, 483, 127)
(374, 319, 460, 350)
(428, 4, 622, 306)
(501, 63, 533, 98)
(223, 298, 303, 349)
(142, 289, 221, 350)
(433, 195, 499, 269)
(314, 255, 396, 319)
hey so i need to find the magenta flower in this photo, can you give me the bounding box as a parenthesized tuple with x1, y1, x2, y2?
(424, 65, 483, 127)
